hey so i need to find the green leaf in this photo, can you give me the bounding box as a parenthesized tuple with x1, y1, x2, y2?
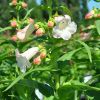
(62, 81, 100, 91)
(58, 82, 74, 100)
(58, 81, 100, 100)
(14, 79, 37, 100)
(58, 48, 81, 61)
(3, 67, 51, 92)
(38, 83, 54, 97)
(95, 20, 100, 35)
(76, 40, 92, 63)
(44, 96, 54, 100)
(60, 6, 72, 17)
(23, 8, 34, 20)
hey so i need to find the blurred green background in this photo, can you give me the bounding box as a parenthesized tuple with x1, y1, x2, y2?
(0, 0, 91, 27)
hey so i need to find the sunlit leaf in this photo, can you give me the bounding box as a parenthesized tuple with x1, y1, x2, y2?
(58, 48, 81, 61)
(76, 40, 92, 63)
(95, 20, 100, 35)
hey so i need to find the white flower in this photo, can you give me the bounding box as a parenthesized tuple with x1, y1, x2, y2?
(53, 15, 77, 40)
(15, 47, 39, 73)
(35, 88, 44, 100)
(17, 24, 34, 42)
(84, 75, 92, 83)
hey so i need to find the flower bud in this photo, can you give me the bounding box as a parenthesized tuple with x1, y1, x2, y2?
(85, 10, 94, 19)
(28, 18, 34, 24)
(34, 24, 39, 30)
(33, 56, 41, 65)
(40, 52, 46, 59)
(11, 35, 17, 41)
(35, 28, 45, 36)
(48, 21, 54, 28)
(11, 21, 17, 27)
(22, 2, 27, 8)
(12, 0, 17, 6)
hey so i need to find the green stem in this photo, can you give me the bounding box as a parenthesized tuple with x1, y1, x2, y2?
(55, 74, 60, 90)
(63, 81, 100, 91)
(0, 26, 12, 33)
(74, 90, 78, 100)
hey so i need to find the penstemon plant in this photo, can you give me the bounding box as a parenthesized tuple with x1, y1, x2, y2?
(0, 0, 100, 100)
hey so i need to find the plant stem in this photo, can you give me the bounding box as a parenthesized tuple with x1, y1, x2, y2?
(74, 90, 78, 100)
(0, 26, 12, 33)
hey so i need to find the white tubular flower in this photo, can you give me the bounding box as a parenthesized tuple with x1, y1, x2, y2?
(53, 15, 77, 40)
(17, 24, 34, 42)
(15, 47, 39, 73)
(84, 75, 92, 83)
(35, 88, 44, 100)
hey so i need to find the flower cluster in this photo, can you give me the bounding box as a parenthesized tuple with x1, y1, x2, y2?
(11, 0, 27, 8)
(10, 0, 34, 33)
(11, 1, 77, 73)
(14, 14, 77, 72)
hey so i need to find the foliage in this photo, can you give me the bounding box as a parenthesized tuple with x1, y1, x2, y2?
(0, 0, 100, 100)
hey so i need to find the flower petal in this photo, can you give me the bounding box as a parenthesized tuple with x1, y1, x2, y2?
(35, 88, 44, 100)
(67, 22, 77, 34)
(60, 30, 72, 40)
(53, 27, 61, 38)
(17, 24, 34, 42)
(55, 16, 64, 23)
(16, 53, 31, 73)
(64, 15, 71, 23)
(22, 47, 39, 60)
(15, 49, 31, 73)
(53, 27, 72, 40)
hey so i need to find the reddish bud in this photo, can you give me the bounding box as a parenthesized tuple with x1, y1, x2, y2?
(22, 2, 27, 8)
(34, 24, 39, 30)
(48, 21, 54, 28)
(35, 28, 44, 36)
(28, 18, 34, 24)
(40, 52, 46, 59)
(85, 10, 94, 19)
(11, 21, 17, 27)
(11, 35, 17, 41)
(33, 57, 41, 65)
(12, 0, 17, 5)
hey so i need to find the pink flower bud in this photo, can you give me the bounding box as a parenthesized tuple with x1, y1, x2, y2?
(35, 28, 44, 36)
(48, 21, 54, 28)
(29, 18, 34, 24)
(85, 10, 94, 20)
(22, 2, 27, 8)
(33, 57, 41, 65)
(11, 35, 17, 41)
(12, 0, 17, 5)
(40, 52, 46, 59)
(34, 24, 39, 30)
(11, 21, 17, 27)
